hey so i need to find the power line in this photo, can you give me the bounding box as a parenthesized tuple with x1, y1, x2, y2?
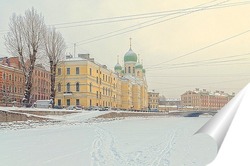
(151, 77, 250, 91)
(56, 0, 250, 29)
(148, 74, 250, 78)
(76, 0, 229, 45)
(0, 0, 220, 33)
(53, 0, 219, 27)
(147, 58, 249, 70)
(146, 52, 250, 69)
(75, 0, 250, 45)
(1, 1, 249, 36)
(56, 0, 222, 29)
(146, 29, 250, 69)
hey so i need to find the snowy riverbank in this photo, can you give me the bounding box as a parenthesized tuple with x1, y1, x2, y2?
(0, 110, 216, 166)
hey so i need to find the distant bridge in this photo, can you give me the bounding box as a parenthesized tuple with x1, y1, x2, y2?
(183, 111, 217, 117)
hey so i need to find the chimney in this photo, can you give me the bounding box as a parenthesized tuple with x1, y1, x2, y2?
(66, 55, 73, 59)
(78, 53, 90, 59)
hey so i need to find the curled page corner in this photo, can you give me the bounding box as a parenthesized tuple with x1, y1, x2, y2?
(195, 83, 250, 165)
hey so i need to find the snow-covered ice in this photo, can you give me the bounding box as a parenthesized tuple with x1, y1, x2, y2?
(0, 111, 217, 166)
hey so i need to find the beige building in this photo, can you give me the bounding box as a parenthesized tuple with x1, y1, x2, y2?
(55, 45, 148, 110)
(181, 88, 235, 111)
(148, 91, 159, 110)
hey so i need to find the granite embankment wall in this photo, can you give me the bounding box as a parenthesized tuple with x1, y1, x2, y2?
(0, 110, 78, 122)
(0, 110, 47, 122)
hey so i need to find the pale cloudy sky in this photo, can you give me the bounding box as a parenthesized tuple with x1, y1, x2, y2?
(1, 0, 250, 98)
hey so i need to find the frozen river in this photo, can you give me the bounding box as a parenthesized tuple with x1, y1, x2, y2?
(0, 111, 217, 166)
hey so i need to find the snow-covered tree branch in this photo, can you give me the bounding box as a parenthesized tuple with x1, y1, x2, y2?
(5, 7, 46, 106)
(43, 27, 66, 108)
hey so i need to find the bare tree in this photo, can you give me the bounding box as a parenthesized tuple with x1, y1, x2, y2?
(5, 8, 46, 106)
(43, 27, 66, 108)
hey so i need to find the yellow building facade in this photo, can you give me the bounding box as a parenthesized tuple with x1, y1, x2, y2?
(55, 45, 148, 111)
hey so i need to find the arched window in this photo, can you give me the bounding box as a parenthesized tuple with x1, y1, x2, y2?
(89, 83, 92, 92)
(58, 83, 61, 92)
(66, 83, 70, 92)
(128, 67, 131, 73)
(76, 82, 80, 92)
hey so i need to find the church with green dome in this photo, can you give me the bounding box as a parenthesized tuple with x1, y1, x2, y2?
(114, 42, 146, 79)
(113, 39, 148, 111)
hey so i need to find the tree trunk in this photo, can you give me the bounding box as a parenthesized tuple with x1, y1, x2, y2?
(23, 65, 35, 106)
(50, 62, 56, 108)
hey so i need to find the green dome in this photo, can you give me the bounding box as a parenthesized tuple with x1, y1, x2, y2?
(114, 63, 122, 71)
(124, 48, 137, 62)
(135, 63, 143, 69)
(142, 69, 146, 73)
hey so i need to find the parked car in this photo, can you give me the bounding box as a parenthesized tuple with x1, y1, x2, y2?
(34, 100, 51, 108)
(53, 105, 63, 109)
(150, 109, 159, 112)
(87, 106, 93, 111)
(93, 106, 100, 111)
(75, 105, 84, 110)
(66, 105, 82, 110)
(99, 107, 106, 111)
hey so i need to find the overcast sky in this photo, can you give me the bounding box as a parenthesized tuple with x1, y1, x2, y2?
(1, 0, 250, 98)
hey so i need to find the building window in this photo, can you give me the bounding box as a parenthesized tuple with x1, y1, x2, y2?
(100, 78, 101, 84)
(66, 99, 70, 106)
(58, 83, 61, 92)
(57, 68, 61, 75)
(89, 68, 92, 75)
(90, 99, 92, 106)
(67, 83, 70, 92)
(97, 70, 98, 73)
(67, 68, 70, 75)
(76, 82, 80, 92)
(100, 92, 101, 99)
(76, 99, 80, 105)
(3, 73, 5, 79)
(96, 77, 99, 84)
(128, 67, 131, 73)
(9, 75, 12, 80)
(76, 67, 79, 74)
(96, 91, 98, 98)
(58, 99, 61, 106)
